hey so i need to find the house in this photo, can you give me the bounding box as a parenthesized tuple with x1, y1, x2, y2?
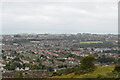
(2, 71, 16, 78)
(2, 70, 52, 78)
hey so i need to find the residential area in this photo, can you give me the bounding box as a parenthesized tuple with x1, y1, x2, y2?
(1, 33, 119, 78)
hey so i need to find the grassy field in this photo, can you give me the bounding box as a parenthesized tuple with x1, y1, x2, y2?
(51, 66, 114, 78)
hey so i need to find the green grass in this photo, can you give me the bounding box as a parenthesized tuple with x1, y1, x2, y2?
(51, 66, 114, 78)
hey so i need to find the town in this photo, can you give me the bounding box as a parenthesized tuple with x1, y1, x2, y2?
(1, 33, 119, 78)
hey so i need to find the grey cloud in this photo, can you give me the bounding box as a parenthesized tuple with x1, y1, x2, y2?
(2, 1, 118, 34)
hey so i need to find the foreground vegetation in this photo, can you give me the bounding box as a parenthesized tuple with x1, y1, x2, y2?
(51, 66, 115, 78)
(51, 56, 120, 78)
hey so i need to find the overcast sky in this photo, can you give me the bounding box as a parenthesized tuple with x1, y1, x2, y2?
(1, 0, 119, 34)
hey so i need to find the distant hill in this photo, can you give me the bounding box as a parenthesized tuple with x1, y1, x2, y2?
(51, 66, 114, 78)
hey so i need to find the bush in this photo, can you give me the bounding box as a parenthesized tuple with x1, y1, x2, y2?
(114, 65, 120, 72)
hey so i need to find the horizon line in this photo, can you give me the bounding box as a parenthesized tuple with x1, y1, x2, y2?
(1, 32, 118, 35)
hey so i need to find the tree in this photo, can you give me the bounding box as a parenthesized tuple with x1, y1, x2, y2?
(97, 57, 115, 63)
(47, 67, 54, 72)
(107, 65, 120, 78)
(2, 56, 6, 60)
(15, 72, 23, 78)
(23, 63, 30, 68)
(8, 64, 16, 70)
(13, 57, 21, 62)
(13, 62, 22, 68)
(30, 64, 39, 70)
(76, 56, 96, 74)
(114, 65, 120, 72)
(4, 62, 16, 70)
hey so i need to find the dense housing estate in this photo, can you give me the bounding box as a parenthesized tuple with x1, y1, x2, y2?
(1, 33, 119, 78)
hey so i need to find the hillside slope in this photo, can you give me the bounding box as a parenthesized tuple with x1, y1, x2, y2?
(51, 66, 114, 78)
